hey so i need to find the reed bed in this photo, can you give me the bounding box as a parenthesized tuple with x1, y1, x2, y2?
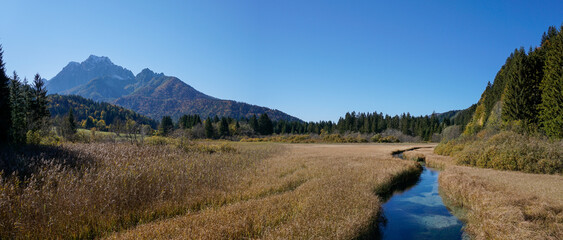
(0, 142, 277, 239)
(0, 142, 422, 239)
(108, 144, 422, 239)
(416, 148, 563, 239)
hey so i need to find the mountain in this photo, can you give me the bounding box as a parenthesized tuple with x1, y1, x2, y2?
(46, 56, 301, 122)
(47, 55, 135, 96)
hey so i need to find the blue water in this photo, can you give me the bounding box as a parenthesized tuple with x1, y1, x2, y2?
(379, 167, 464, 240)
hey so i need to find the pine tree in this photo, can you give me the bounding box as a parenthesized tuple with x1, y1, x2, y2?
(258, 113, 273, 135)
(0, 45, 12, 144)
(249, 114, 258, 133)
(30, 74, 49, 132)
(62, 108, 77, 138)
(84, 116, 95, 129)
(539, 26, 563, 138)
(502, 48, 541, 124)
(204, 117, 214, 139)
(178, 115, 188, 129)
(219, 117, 230, 137)
(158, 116, 174, 136)
(9, 72, 27, 144)
(235, 120, 240, 134)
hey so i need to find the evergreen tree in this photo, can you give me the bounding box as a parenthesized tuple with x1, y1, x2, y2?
(539, 26, 563, 138)
(9, 72, 27, 144)
(158, 116, 174, 136)
(84, 116, 95, 129)
(62, 108, 77, 138)
(30, 74, 49, 132)
(219, 117, 230, 137)
(0, 45, 12, 144)
(235, 120, 240, 134)
(204, 117, 214, 139)
(502, 48, 541, 124)
(178, 115, 189, 129)
(249, 114, 258, 133)
(258, 113, 273, 135)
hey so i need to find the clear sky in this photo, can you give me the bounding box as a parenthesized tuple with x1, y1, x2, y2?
(1, 1, 562, 122)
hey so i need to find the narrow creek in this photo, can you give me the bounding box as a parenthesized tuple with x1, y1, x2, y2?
(377, 149, 465, 239)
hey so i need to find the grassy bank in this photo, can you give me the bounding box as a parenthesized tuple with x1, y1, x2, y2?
(435, 131, 563, 174)
(413, 147, 563, 239)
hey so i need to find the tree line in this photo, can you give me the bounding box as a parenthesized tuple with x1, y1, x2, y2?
(0, 45, 52, 145)
(48, 94, 158, 131)
(157, 110, 458, 141)
(464, 25, 562, 138)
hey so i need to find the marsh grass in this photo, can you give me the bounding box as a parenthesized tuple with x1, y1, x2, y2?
(0, 141, 277, 239)
(0, 142, 425, 239)
(439, 166, 563, 239)
(417, 148, 563, 239)
(108, 144, 423, 239)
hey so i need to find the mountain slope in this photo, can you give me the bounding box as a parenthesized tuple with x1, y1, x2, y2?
(61, 76, 135, 102)
(47, 55, 135, 96)
(48, 94, 158, 128)
(46, 56, 301, 122)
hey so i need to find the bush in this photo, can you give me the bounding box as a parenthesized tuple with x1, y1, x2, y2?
(25, 131, 41, 145)
(455, 131, 562, 174)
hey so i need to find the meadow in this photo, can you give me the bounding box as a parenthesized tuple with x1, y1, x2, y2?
(0, 141, 426, 239)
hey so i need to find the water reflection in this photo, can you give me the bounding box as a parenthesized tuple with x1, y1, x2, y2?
(379, 167, 463, 240)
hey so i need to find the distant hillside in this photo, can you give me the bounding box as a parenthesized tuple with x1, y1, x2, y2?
(46, 56, 301, 122)
(48, 94, 158, 129)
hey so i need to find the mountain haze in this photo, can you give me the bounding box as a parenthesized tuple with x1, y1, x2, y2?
(46, 56, 301, 122)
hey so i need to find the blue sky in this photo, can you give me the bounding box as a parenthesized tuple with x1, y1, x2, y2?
(1, 1, 562, 122)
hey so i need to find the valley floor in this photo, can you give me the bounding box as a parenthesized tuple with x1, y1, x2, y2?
(2, 142, 560, 239)
(107, 143, 426, 239)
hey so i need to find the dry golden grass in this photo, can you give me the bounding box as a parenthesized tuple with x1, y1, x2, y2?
(0, 142, 277, 239)
(0, 142, 426, 239)
(108, 144, 425, 239)
(417, 148, 563, 240)
(406, 146, 454, 170)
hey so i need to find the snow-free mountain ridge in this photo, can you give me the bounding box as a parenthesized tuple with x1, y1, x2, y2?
(46, 55, 301, 122)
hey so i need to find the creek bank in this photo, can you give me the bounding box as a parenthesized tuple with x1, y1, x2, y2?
(376, 147, 465, 239)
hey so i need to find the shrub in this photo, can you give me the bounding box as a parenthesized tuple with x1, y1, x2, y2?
(25, 130, 41, 145)
(455, 131, 562, 174)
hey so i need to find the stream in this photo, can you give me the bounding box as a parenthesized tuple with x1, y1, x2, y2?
(378, 150, 465, 239)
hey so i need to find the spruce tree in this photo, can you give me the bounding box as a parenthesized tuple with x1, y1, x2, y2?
(178, 115, 188, 129)
(0, 45, 12, 144)
(502, 48, 541, 124)
(258, 113, 273, 135)
(9, 72, 27, 144)
(62, 108, 77, 138)
(158, 116, 174, 136)
(539, 26, 563, 138)
(84, 116, 95, 129)
(249, 114, 258, 133)
(204, 117, 214, 139)
(219, 117, 230, 137)
(30, 74, 49, 132)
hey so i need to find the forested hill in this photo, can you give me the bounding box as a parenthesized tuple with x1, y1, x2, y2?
(48, 94, 158, 129)
(463, 25, 563, 138)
